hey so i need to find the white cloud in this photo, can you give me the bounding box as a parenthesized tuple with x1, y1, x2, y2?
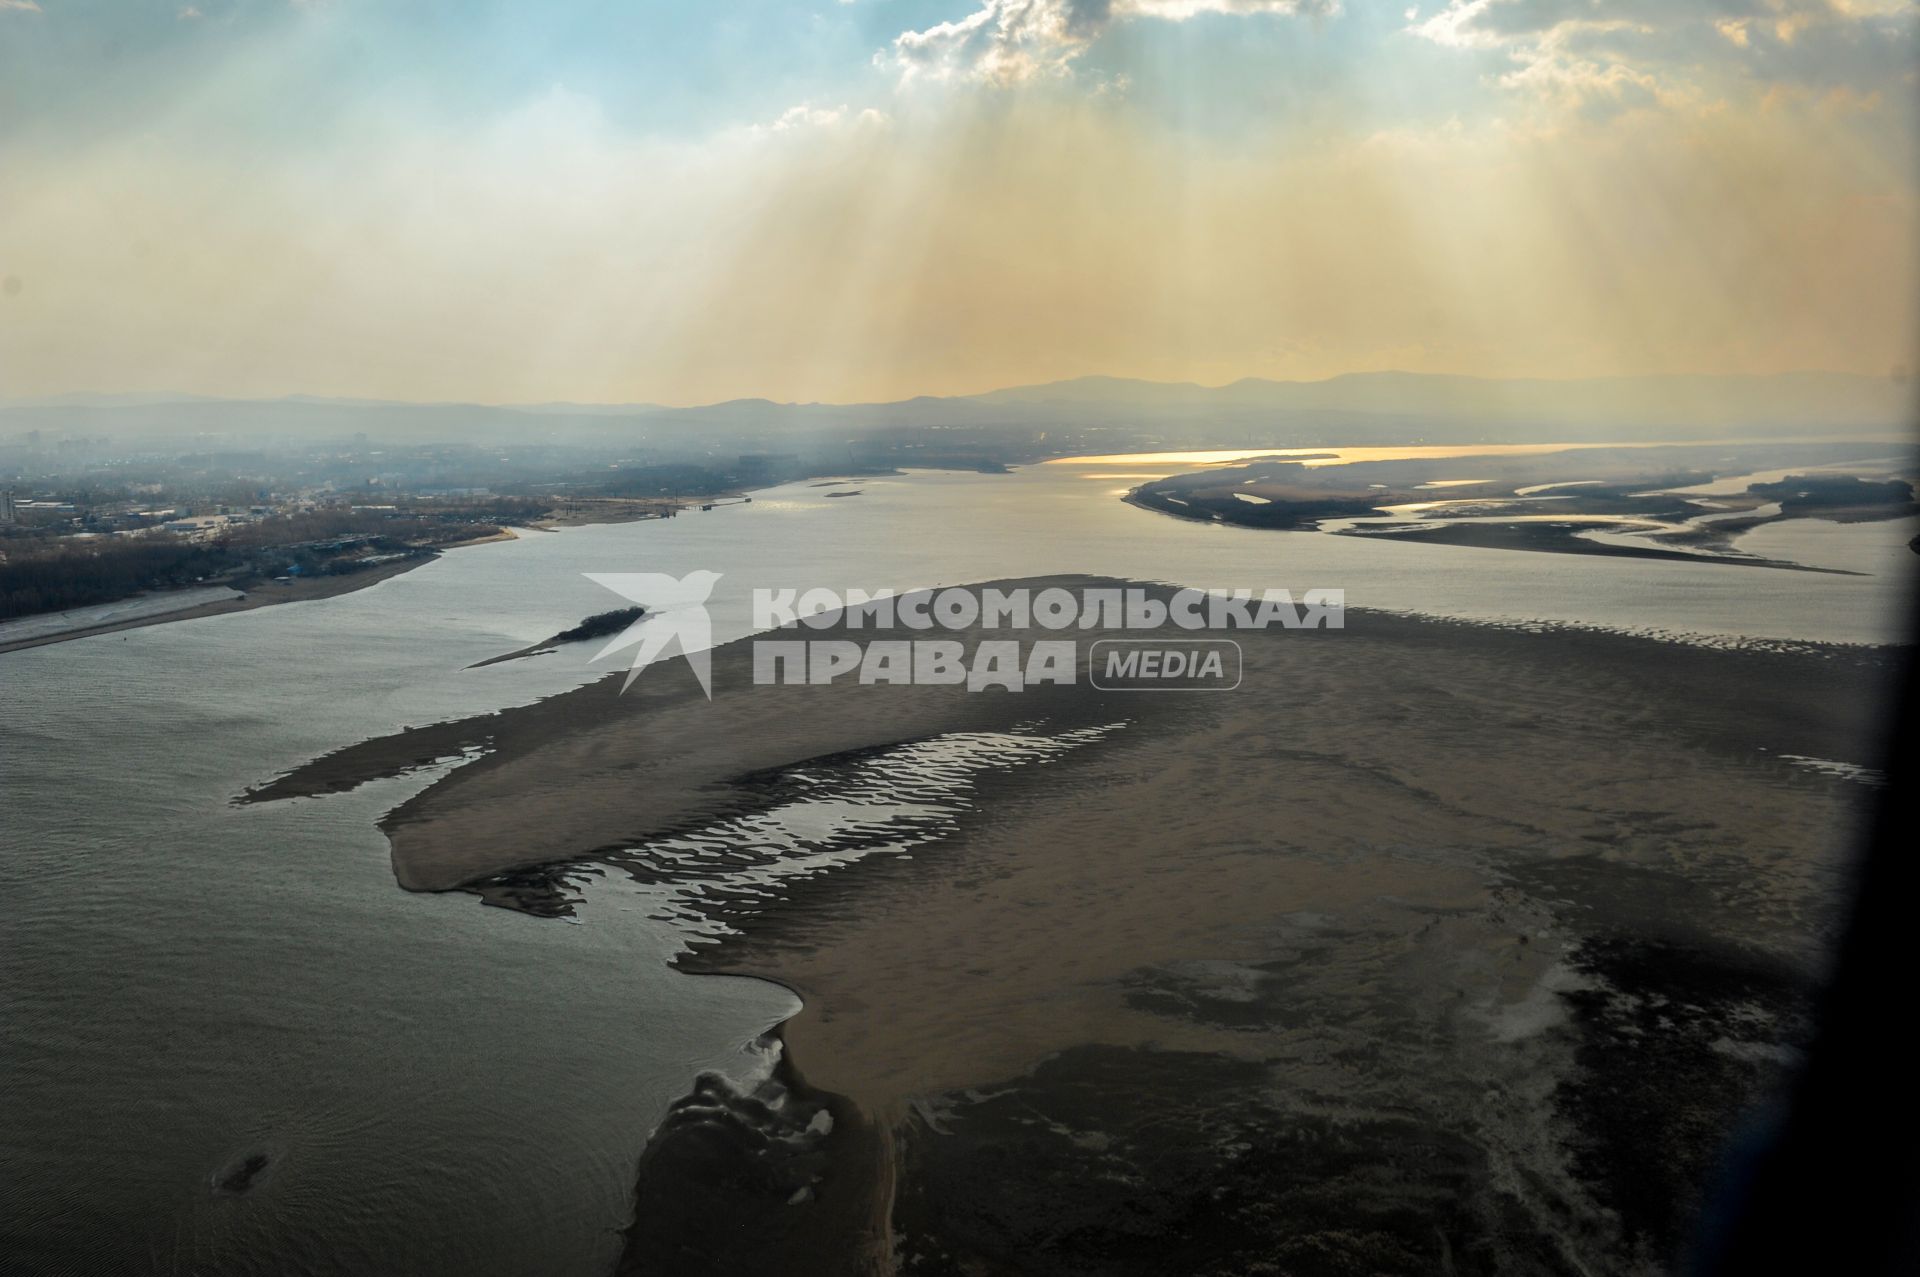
(773, 103, 849, 130)
(1410, 0, 1918, 119)
(754, 103, 893, 135)
(890, 0, 1339, 85)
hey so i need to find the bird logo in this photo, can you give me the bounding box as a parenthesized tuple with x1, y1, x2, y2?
(582, 570, 723, 697)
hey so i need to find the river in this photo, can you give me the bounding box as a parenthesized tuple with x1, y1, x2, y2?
(1, 458, 1912, 1275)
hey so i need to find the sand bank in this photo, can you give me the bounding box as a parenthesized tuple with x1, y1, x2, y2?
(244, 579, 1899, 1274)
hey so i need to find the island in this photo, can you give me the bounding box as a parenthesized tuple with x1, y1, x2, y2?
(239, 577, 1893, 1275)
(1120, 442, 1915, 571)
(467, 606, 648, 669)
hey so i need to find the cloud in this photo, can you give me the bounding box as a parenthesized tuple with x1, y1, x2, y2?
(754, 102, 892, 134)
(1410, 0, 1919, 118)
(890, 0, 1339, 84)
(1, 1, 45, 12)
(10, 86, 1910, 404)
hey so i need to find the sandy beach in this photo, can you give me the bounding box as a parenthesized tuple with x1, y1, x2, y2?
(244, 580, 1897, 1275)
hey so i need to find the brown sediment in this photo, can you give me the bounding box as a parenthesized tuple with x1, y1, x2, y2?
(667, 617, 1890, 1273)
(244, 576, 1144, 889)
(244, 578, 1900, 1274)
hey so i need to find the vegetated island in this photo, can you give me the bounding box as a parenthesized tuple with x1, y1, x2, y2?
(239, 577, 1897, 1276)
(1123, 445, 1913, 572)
(1746, 473, 1920, 520)
(467, 606, 648, 669)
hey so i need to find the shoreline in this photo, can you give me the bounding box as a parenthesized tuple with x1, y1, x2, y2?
(0, 526, 525, 657)
(0, 553, 441, 655)
(238, 579, 1899, 1274)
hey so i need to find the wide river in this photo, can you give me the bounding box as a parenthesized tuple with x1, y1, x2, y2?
(2, 458, 1913, 1275)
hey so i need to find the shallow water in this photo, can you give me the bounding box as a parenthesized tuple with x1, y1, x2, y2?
(2, 458, 1913, 1275)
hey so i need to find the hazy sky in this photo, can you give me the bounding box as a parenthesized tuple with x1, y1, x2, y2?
(0, 0, 1914, 404)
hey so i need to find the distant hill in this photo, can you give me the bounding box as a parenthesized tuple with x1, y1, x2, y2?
(968, 370, 1914, 431)
(2, 371, 1910, 448)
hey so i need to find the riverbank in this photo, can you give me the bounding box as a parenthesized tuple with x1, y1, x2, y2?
(0, 528, 525, 656)
(240, 578, 1899, 1274)
(0, 553, 440, 654)
(0, 491, 770, 657)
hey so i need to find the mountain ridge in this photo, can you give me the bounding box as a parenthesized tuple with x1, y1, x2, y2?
(3, 370, 1910, 446)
